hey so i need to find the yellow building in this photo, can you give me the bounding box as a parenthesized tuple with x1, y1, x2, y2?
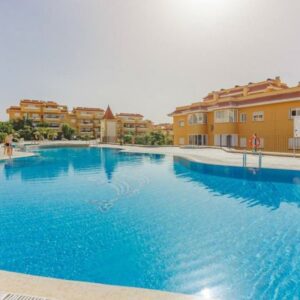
(169, 77, 300, 152)
(6, 100, 104, 139)
(7, 100, 68, 130)
(116, 113, 153, 138)
(72, 107, 104, 138)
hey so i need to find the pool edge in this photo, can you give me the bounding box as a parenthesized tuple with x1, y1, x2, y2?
(0, 270, 198, 300)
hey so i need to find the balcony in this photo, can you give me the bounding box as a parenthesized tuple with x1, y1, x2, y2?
(79, 122, 93, 127)
(80, 129, 93, 133)
(78, 114, 93, 119)
(43, 108, 60, 113)
(123, 127, 136, 132)
(137, 127, 148, 132)
(44, 114, 61, 120)
(22, 106, 42, 112)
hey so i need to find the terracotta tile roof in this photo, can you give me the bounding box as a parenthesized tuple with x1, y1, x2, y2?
(103, 105, 115, 120)
(116, 113, 144, 117)
(20, 99, 58, 105)
(169, 78, 299, 115)
(73, 107, 104, 112)
(8, 106, 21, 110)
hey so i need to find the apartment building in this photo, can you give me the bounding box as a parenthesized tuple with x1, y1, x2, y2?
(7, 100, 68, 129)
(6, 100, 104, 139)
(153, 123, 173, 135)
(7, 100, 153, 142)
(116, 113, 153, 137)
(169, 77, 300, 152)
(72, 107, 104, 138)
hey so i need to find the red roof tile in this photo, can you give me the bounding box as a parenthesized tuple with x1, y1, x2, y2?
(103, 105, 115, 120)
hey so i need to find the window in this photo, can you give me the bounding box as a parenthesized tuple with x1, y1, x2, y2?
(178, 120, 185, 127)
(289, 137, 300, 149)
(253, 111, 264, 122)
(188, 113, 207, 125)
(188, 114, 196, 125)
(240, 113, 247, 123)
(289, 108, 300, 119)
(188, 134, 208, 146)
(240, 137, 247, 148)
(214, 109, 237, 123)
(214, 134, 238, 147)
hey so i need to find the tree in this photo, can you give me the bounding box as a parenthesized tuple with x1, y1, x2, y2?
(148, 132, 165, 145)
(11, 118, 33, 131)
(0, 121, 14, 143)
(123, 132, 134, 144)
(18, 125, 34, 140)
(47, 129, 58, 140)
(61, 123, 75, 140)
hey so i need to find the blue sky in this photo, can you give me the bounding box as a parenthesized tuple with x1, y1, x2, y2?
(1, 0, 300, 122)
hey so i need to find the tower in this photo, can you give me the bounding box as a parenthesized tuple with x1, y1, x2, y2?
(101, 105, 117, 143)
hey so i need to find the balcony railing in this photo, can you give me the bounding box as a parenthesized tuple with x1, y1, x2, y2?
(43, 108, 60, 113)
(79, 123, 93, 127)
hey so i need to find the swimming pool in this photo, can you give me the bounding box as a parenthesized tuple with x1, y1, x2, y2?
(1, 147, 300, 299)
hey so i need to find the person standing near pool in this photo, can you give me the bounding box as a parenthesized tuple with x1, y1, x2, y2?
(249, 133, 260, 152)
(4, 134, 13, 159)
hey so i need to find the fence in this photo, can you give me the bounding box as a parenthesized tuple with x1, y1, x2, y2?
(187, 135, 300, 154)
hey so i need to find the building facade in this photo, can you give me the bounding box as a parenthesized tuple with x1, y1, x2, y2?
(7, 100, 69, 129)
(6, 100, 104, 139)
(116, 113, 153, 139)
(71, 107, 104, 138)
(169, 77, 300, 152)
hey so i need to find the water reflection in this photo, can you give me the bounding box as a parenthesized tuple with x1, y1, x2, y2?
(173, 157, 300, 209)
(1, 147, 165, 182)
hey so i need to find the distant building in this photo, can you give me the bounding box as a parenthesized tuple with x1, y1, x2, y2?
(116, 113, 153, 139)
(6, 100, 154, 142)
(6, 100, 104, 139)
(72, 107, 104, 139)
(169, 77, 300, 152)
(7, 100, 68, 129)
(153, 123, 173, 135)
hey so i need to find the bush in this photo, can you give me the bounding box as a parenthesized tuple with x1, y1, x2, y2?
(0, 132, 6, 143)
(123, 134, 133, 144)
(0, 121, 14, 135)
(61, 123, 75, 140)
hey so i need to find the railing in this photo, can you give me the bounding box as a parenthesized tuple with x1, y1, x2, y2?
(213, 135, 300, 154)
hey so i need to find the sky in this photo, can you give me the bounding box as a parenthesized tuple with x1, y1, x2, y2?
(0, 0, 300, 123)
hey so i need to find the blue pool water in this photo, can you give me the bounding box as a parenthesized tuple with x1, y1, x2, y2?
(1, 147, 300, 299)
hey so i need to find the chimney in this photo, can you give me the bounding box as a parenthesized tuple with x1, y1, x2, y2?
(243, 87, 249, 96)
(213, 92, 219, 101)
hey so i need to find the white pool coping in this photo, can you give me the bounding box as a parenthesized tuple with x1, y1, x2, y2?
(0, 150, 36, 161)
